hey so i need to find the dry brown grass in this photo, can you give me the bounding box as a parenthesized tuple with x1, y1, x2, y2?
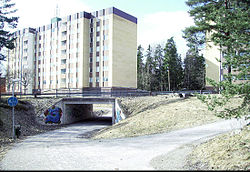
(92, 95, 221, 139)
(188, 125, 250, 170)
(92, 94, 249, 170)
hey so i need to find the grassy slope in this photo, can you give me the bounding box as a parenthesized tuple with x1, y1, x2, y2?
(92, 94, 249, 170)
(187, 125, 249, 170)
(92, 95, 221, 139)
(0, 97, 65, 142)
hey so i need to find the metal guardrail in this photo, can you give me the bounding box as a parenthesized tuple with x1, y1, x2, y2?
(1, 89, 216, 98)
(152, 90, 217, 95)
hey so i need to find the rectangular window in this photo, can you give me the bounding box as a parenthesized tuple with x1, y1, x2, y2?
(61, 59, 66, 64)
(61, 78, 66, 83)
(103, 35, 108, 40)
(104, 45, 109, 51)
(89, 68, 93, 73)
(61, 69, 66, 74)
(96, 46, 100, 52)
(103, 66, 108, 71)
(103, 77, 108, 82)
(90, 47, 93, 53)
(96, 21, 100, 26)
(96, 36, 100, 42)
(104, 24, 109, 30)
(61, 40, 66, 46)
(103, 56, 108, 61)
(96, 77, 99, 82)
(62, 31, 67, 36)
(96, 26, 100, 32)
(67, 15, 71, 21)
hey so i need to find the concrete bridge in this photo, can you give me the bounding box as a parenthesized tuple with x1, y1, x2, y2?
(54, 97, 126, 125)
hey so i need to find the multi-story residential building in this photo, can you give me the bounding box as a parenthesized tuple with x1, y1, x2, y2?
(204, 35, 222, 89)
(204, 32, 249, 90)
(7, 7, 137, 94)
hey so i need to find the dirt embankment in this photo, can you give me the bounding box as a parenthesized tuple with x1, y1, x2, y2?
(90, 95, 249, 170)
(0, 98, 66, 161)
(92, 95, 221, 139)
(0, 98, 65, 140)
(186, 125, 249, 170)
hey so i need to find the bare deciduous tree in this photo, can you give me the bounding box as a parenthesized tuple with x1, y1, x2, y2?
(21, 68, 34, 94)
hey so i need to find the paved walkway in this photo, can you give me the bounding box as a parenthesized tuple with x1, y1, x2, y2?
(0, 117, 248, 170)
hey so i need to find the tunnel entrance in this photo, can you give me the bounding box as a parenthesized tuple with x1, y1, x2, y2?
(77, 104, 113, 126)
(57, 98, 116, 125)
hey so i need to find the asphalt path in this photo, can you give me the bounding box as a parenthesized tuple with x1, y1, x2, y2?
(0, 117, 248, 170)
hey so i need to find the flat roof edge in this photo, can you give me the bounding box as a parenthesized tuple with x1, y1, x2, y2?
(112, 7, 137, 24)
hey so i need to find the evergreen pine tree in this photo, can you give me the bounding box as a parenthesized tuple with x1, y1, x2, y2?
(184, 0, 249, 118)
(163, 37, 183, 91)
(137, 45, 145, 90)
(153, 44, 164, 91)
(184, 49, 205, 90)
(0, 0, 18, 61)
(0, 0, 18, 98)
(145, 45, 154, 91)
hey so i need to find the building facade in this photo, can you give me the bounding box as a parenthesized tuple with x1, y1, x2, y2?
(204, 31, 249, 89)
(204, 34, 222, 89)
(7, 7, 137, 94)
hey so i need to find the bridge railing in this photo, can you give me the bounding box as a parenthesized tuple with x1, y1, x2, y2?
(152, 90, 217, 96)
(1, 88, 216, 98)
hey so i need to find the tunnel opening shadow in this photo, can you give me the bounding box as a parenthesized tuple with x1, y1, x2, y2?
(73, 116, 113, 126)
(74, 116, 113, 139)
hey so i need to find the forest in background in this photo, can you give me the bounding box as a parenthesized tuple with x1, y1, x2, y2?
(137, 37, 206, 92)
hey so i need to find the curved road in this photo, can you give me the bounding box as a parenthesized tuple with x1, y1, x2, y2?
(0, 117, 248, 170)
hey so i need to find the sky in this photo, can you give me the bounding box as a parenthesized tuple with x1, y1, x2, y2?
(13, 0, 194, 58)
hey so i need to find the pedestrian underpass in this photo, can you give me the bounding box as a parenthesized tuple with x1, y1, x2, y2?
(54, 97, 126, 125)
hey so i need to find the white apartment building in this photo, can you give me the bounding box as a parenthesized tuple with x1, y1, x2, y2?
(7, 7, 137, 94)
